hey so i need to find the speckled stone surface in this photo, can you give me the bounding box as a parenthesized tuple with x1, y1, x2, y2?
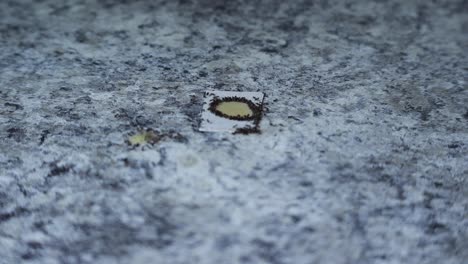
(1, 0, 467, 263)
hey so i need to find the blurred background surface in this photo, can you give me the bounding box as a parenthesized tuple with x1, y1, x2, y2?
(0, 0, 467, 263)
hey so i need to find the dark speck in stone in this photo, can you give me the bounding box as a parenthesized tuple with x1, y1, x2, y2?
(0, 207, 28, 223)
(299, 181, 313, 187)
(463, 110, 468, 120)
(27, 242, 43, 249)
(7, 127, 26, 142)
(426, 222, 448, 235)
(48, 163, 72, 177)
(313, 108, 322, 116)
(39, 129, 50, 145)
(74, 29, 89, 43)
(21, 252, 36, 260)
(4, 102, 23, 111)
(287, 115, 301, 121)
(59, 86, 72, 91)
(290, 215, 302, 223)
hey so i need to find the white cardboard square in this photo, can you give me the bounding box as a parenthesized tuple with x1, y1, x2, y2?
(199, 91, 264, 133)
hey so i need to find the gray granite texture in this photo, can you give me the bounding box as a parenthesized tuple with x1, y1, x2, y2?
(1, 0, 468, 263)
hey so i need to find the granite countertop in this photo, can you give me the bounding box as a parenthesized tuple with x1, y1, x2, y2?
(1, 0, 467, 263)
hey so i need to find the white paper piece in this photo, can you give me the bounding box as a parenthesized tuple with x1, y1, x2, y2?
(199, 91, 265, 133)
